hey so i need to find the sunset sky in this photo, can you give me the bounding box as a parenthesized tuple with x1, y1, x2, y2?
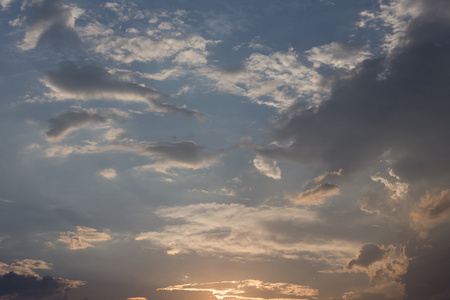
(0, 0, 449, 299)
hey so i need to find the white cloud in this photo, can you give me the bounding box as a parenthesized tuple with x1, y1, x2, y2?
(200, 49, 322, 110)
(94, 34, 213, 64)
(306, 41, 371, 69)
(357, 0, 424, 53)
(58, 226, 111, 250)
(136, 203, 358, 263)
(98, 168, 117, 179)
(252, 155, 281, 180)
(371, 173, 409, 201)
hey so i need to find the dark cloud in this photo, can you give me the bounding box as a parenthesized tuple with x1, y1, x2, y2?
(256, 0, 450, 189)
(0, 272, 81, 300)
(346, 243, 386, 269)
(43, 62, 207, 120)
(18, 0, 82, 50)
(45, 109, 118, 141)
(403, 223, 450, 300)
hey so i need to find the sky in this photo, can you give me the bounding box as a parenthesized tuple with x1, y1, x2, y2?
(0, 0, 449, 299)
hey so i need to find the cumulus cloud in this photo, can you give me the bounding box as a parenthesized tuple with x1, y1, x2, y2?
(252, 155, 281, 180)
(42, 61, 207, 120)
(257, 0, 450, 189)
(346, 243, 387, 270)
(345, 244, 410, 290)
(158, 279, 319, 300)
(44, 108, 127, 141)
(292, 183, 340, 206)
(58, 226, 111, 250)
(13, 0, 83, 50)
(0, 259, 85, 300)
(136, 203, 358, 263)
(306, 41, 372, 69)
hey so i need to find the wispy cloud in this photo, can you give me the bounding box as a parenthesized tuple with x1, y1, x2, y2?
(136, 203, 357, 263)
(292, 183, 340, 206)
(58, 226, 111, 250)
(158, 279, 319, 300)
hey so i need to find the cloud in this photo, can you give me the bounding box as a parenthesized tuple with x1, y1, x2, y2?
(58, 226, 111, 250)
(306, 41, 372, 69)
(346, 244, 387, 270)
(98, 168, 117, 179)
(293, 183, 340, 206)
(0, 0, 15, 10)
(136, 203, 358, 263)
(257, 1, 450, 189)
(158, 279, 319, 300)
(370, 172, 409, 201)
(345, 244, 409, 286)
(343, 243, 410, 300)
(343, 282, 406, 300)
(357, 0, 424, 53)
(42, 61, 207, 120)
(402, 227, 450, 300)
(252, 155, 282, 180)
(0, 260, 52, 277)
(0, 272, 84, 300)
(127, 298, 147, 300)
(13, 0, 83, 50)
(44, 139, 223, 174)
(410, 189, 450, 232)
(0, 259, 85, 300)
(312, 168, 343, 183)
(110, 141, 223, 174)
(44, 108, 127, 141)
(200, 49, 322, 110)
